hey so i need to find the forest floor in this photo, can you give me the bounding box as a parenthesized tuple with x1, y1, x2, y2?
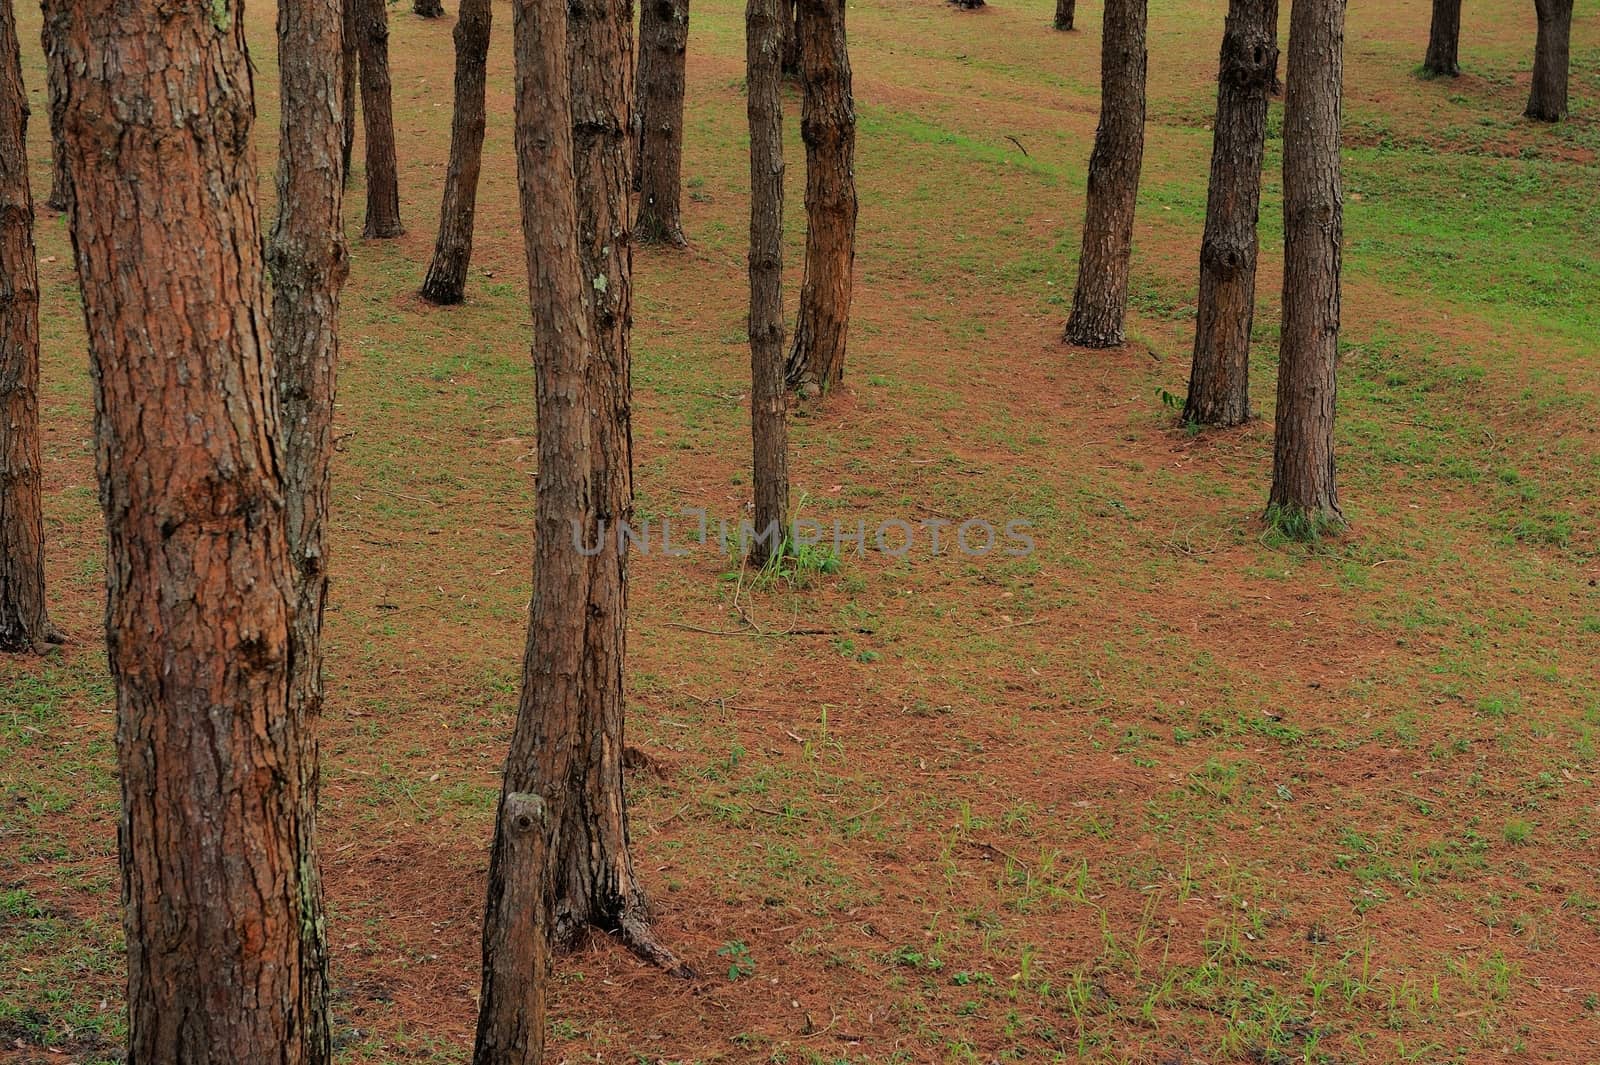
(5, 0, 1600, 1062)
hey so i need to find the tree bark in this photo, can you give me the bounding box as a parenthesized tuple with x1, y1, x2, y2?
(50, 0, 319, 1060)
(355, 0, 404, 236)
(1422, 0, 1460, 76)
(784, 0, 857, 399)
(1269, 0, 1345, 529)
(1183, 0, 1276, 428)
(421, 0, 494, 303)
(38, 2, 69, 212)
(342, 0, 359, 184)
(0, 0, 56, 655)
(1063, 0, 1147, 348)
(1525, 0, 1572, 121)
(416, 0, 446, 15)
(268, 0, 349, 1057)
(635, 0, 690, 246)
(781, 0, 800, 77)
(1054, 0, 1075, 31)
(747, 0, 789, 564)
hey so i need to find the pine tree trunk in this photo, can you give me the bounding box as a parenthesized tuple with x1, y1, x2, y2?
(38, 3, 69, 212)
(342, 0, 359, 184)
(1183, 0, 1276, 428)
(1524, 0, 1571, 121)
(50, 1, 318, 1060)
(1054, 0, 1075, 31)
(747, 0, 789, 563)
(421, 0, 493, 304)
(636, 0, 690, 246)
(1422, 0, 1461, 76)
(0, 0, 55, 655)
(1269, 0, 1345, 529)
(416, 0, 445, 15)
(785, 0, 856, 399)
(267, 0, 350, 1057)
(356, 0, 404, 236)
(1064, 0, 1147, 348)
(781, 0, 800, 76)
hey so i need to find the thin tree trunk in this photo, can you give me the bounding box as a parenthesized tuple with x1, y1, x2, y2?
(268, 0, 349, 1057)
(0, 0, 56, 655)
(781, 0, 800, 76)
(50, 0, 317, 1060)
(356, 0, 404, 236)
(1269, 0, 1345, 530)
(747, 0, 789, 563)
(1063, 0, 1147, 348)
(1183, 0, 1277, 428)
(342, 0, 359, 185)
(421, 0, 493, 303)
(1422, 0, 1461, 76)
(636, 0, 690, 246)
(1054, 0, 1075, 31)
(38, 2, 69, 212)
(785, 0, 857, 399)
(416, 0, 446, 15)
(1525, 0, 1572, 121)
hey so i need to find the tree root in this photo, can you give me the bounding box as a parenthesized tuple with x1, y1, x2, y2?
(614, 910, 697, 980)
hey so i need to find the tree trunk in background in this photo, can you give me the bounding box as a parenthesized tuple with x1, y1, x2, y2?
(1422, 0, 1460, 76)
(51, 0, 318, 1060)
(1183, 0, 1276, 428)
(1269, 0, 1345, 529)
(1063, 0, 1146, 348)
(356, 0, 404, 236)
(38, 3, 69, 212)
(416, 0, 445, 15)
(636, 0, 690, 246)
(421, 0, 494, 303)
(785, 0, 856, 399)
(747, 0, 789, 564)
(781, 0, 800, 76)
(268, 0, 349, 1056)
(1054, 0, 1075, 31)
(1525, 0, 1571, 121)
(342, 0, 358, 183)
(0, 0, 56, 655)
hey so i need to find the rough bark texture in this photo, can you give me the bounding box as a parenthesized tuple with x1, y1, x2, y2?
(1064, 0, 1147, 348)
(50, 0, 317, 1060)
(356, 0, 404, 236)
(38, 2, 69, 212)
(1054, 0, 1075, 31)
(747, 0, 789, 564)
(1183, 0, 1277, 428)
(341, 0, 358, 183)
(416, 0, 446, 15)
(0, 0, 55, 655)
(1269, 0, 1345, 527)
(1422, 0, 1461, 76)
(785, 0, 857, 398)
(268, 0, 349, 1056)
(1525, 0, 1572, 121)
(421, 0, 493, 303)
(635, 0, 690, 246)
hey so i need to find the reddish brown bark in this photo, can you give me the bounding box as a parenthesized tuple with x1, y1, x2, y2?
(356, 0, 404, 237)
(1422, 0, 1461, 76)
(421, 0, 494, 303)
(0, 0, 56, 654)
(636, 0, 690, 246)
(785, 0, 857, 399)
(38, 2, 69, 212)
(1525, 0, 1572, 121)
(50, 0, 320, 1060)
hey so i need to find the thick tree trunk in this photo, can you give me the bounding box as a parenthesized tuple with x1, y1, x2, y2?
(1054, 0, 1075, 31)
(38, 3, 69, 212)
(1269, 0, 1345, 529)
(635, 0, 690, 246)
(1525, 0, 1572, 121)
(342, 0, 359, 184)
(50, 1, 318, 1061)
(421, 0, 493, 304)
(356, 0, 404, 236)
(0, 0, 56, 655)
(1063, 0, 1147, 348)
(747, 0, 789, 563)
(268, 0, 349, 1057)
(1183, 0, 1276, 428)
(416, 0, 446, 15)
(1422, 0, 1461, 76)
(784, 0, 857, 398)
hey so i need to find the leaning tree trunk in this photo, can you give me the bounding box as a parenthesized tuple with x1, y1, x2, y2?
(1269, 0, 1345, 529)
(0, 0, 56, 655)
(635, 0, 690, 246)
(1183, 0, 1277, 428)
(355, 0, 404, 236)
(1063, 0, 1147, 348)
(1054, 0, 1075, 30)
(50, 1, 320, 1061)
(1525, 0, 1572, 121)
(1422, 0, 1461, 76)
(416, 0, 445, 15)
(342, 0, 359, 184)
(421, 0, 493, 303)
(747, 0, 789, 563)
(784, 0, 857, 399)
(38, 3, 69, 212)
(267, 0, 350, 1056)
